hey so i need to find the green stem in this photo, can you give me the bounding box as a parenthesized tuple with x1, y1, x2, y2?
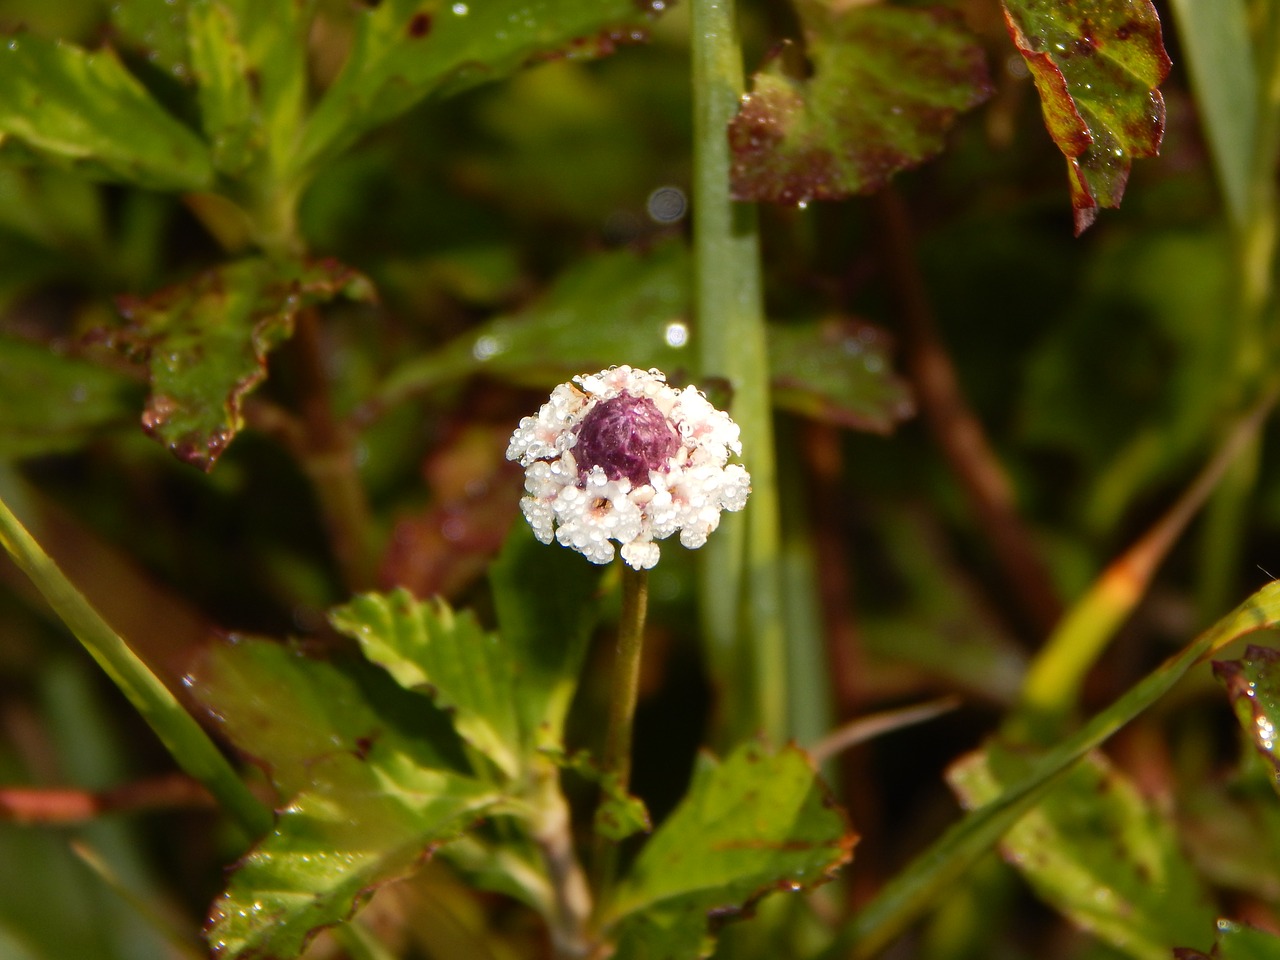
(691, 0, 787, 745)
(592, 567, 649, 898)
(603, 567, 649, 799)
(1014, 389, 1276, 743)
(821, 579, 1280, 960)
(0, 492, 272, 838)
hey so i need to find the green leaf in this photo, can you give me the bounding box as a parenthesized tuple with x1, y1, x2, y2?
(114, 257, 374, 470)
(769, 320, 913, 433)
(821, 580, 1280, 960)
(0, 33, 213, 191)
(377, 243, 913, 433)
(550, 748, 652, 841)
(378, 242, 692, 407)
(110, 0, 192, 79)
(1166, 0, 1255, 229)
(294, 0, 660, 176)
(604, 742, 854, 959)
(0, 337, 139, 459)
(187, 0, 312, 177)
(1215, 645, 1280, 799)
(190, 637, 501, 960)
(1002, 0, 1171, 234)
(488, 521, 602, 752)
(949, 749, 1215, 958)
(328, 589, 524, 780)
(1176, 921, 1280, 960)
(729, 3, 991, 205)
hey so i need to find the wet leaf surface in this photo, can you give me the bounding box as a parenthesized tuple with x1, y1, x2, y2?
(1002, 0, 1171, 234)
(113, 257, 373, 471)
(1175, 920, 1280, 960)
(110, 0, 192, 78)
(949, 748, 1216, 958)
(605, 742, 854, 960)
(189, 637, 501, 960)
(0, 32, 213, 190)
(379, 243, 914, 433)
(730, 2, 991, 205)
(187, 0, 312, 178)
(295, 0, 661, 176)
(1214, 645, 1280, 798)
(770, 319, 913, 433)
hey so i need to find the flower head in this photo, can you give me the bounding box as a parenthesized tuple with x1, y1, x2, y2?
(506, 366, 751, 569)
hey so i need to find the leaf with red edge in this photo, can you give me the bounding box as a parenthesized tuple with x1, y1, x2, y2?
(730, 2, 991, 205)
(1003, 0, 1171, 234)
(113, 257, 374, 471)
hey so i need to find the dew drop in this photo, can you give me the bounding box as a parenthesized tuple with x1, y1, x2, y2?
(472, 334, 505, 361)
(664, 321, 689, 348)
(451, 2, 468, 13)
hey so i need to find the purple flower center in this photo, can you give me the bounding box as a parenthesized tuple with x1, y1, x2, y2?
(573, 393, 679, 487)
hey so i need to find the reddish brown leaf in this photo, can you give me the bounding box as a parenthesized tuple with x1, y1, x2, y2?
(1003, 0, 1171, 233)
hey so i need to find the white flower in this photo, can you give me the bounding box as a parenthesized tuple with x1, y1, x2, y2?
(506, 366, 751, 570)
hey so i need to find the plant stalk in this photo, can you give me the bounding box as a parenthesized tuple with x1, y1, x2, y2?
(0, 492, 272, 838)
(292, 307, 380, 592)
(1014, 387, 1278, 743)
(603, 566, 649, 799)
(592, 566, 650, 898)
(691, 0, 787, 745)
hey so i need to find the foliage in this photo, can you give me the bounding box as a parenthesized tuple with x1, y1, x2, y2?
(0, 0, 1278, 958)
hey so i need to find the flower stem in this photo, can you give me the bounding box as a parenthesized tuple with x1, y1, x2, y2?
(592, 566, 649, 893)
(604, 566, 649, 795)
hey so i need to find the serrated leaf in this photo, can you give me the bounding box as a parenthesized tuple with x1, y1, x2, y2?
(488, 521, 602, 751)
(0, 337, 139, 458)
(379, 243, 914, 433)
(294, 0, 659, 176)
(605, 742, 854, 959)
(729, 3, 991, 205)
(1214, 645, 1280, 799)
(1002, 0, 1171, 234)
(187, 0, 312, 177)
(0, 33, 212, 191)
(329, 589, 524, 780)
(1176, 921, 1280, 960)
(949, 748, 1215, 959)
(114, 257, 374, 470)
(189, 637, 501, 960)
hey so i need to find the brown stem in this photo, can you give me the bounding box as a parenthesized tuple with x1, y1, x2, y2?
(290, 308, 379, 592)
(0, 773, 214, 824)
(876, 188, 1063, 640)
